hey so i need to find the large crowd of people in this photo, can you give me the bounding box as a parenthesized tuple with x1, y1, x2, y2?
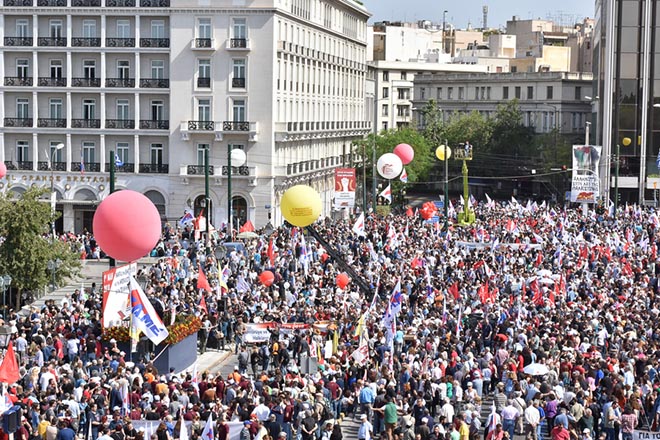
(1, 199, 659, 440)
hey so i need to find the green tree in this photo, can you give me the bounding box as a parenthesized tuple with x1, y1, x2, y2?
(489, 99, 536, 158)
(0, 187, 80, 310)
(419, 99, 492, 153)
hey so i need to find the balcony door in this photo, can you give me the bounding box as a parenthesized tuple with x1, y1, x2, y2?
(49, 98, 63, 119)
(232, 99, 245, 122)
(83, 99, 96, 120)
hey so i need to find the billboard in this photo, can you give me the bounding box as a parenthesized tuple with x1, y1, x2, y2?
(333, 167, 356, 209)
(570, 145, 602, 203)
(102, 263, 137, 328)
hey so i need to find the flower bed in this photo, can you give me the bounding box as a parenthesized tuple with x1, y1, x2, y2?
(102, 315, 202, 345)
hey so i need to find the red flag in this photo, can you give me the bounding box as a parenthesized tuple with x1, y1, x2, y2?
(267, 238, 275, 266)
(530, 278, 543, 305)
(449, 281, 460, 300)
(199, 295, 208, 315)
(406, 207, 413, 217)
(0, 341, 20, 384)
(478, 283, 490, 304)
(535, 252, 543, 267)
(197, 267, 212, 292)
(239, 220, 255, 233)
(550, 283, 557, 306)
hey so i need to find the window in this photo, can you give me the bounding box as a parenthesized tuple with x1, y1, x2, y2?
(197, 18, 212, 39)
(50, 20, 63, 38)
(382, 122, 388, 131)
(420, 87, 426, 99)
(117, 60, 130, 79)
(487, 87, 491, 100)
(397, 105, 409, 117)
(17, 141, 29, 162)
(382, 104, 388, 116)
(16, 59, 29, 78)
(116, 20, 130, 39)
(397, 88, 408, 100)
(49, 98, 62, 119)
(16, 98, 29, 119)
(83, 60, 96, 79)
(150, 143, 163, 165)
(232, 99, 246, 121)
(82, 20, 97, 38)
(382, 87, 389, 98)
(82, 142, 95, 164)
(382, 71, 389, 81)
(458, 87, 464, 100)
(16, 19, 29, 38)
(232, 18, 247, 39)
(197, 99, 211, 121)
(116, 142, 129, 164)
(151, 20, 165, 39)
(547, 86, 554, 100)
(448, 87, 453, 100)
(50, 60, 63, 78)
(575, 86, 582, 100)
(151, 100, 164, 121)
(198, 59, 211, 78)
(527, 86, 534, 100)
(437, 87, 443, 100)
(514, 86, 521, 99)
(83, 99, 96, 119)
(116, 99, 130, 120)
(50, 141, 63, 162)
(151, 60, 164, 79)
(196, 143, 209, 166)
(401, 72, 407, 80)
(232, 59, 246, 87)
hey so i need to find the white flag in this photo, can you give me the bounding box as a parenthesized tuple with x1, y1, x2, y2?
(129, 276, 169, 345)
(352, 213, 365, 237)
(201, 414, 214, 440)
(379, 184, 392, 204)
(179, 416, 190, 440)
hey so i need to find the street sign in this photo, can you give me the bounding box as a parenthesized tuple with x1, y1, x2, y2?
(433, 200, 444, 209)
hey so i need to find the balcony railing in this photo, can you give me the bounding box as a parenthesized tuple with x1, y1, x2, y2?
(197, 77, 211, 88)
(10, 161, 33, 170)
(38, 77, 66, 87)
(139, 120, 169, 130)
(4, 118, 32, 127)
(38, 0, 67, 5)
(139, 78, 169, 88)
(139, 163, 168, 173)
(106, 38, 135, 47)
(72, 162, 100, 172)
(72, 0, 100, 5)
(140, 38, 169, 48)
(187, 165, 213, 175)
(105, 119, 135, 129)
(105, 162, 134, 172)
(232, 77, 246, 88)
(37, 161, 66, 171)
(72, 37, 101, 47)
(37, 118, 66, 128)
(229, 38, 247, 49)
(38, 37, 66, 46)
(106, 0, 135, 5)
(221, 165, 249, 176)
(105, 78, 135, 88)
(194, 38, 212, 48)
(4, 77, 32, 86)
(140, 0, 168, 5)
(3, 0, 33, 5)
(223, 121, 250, 131)
(187, 120, 214, 131)
(4, 37, 33, 46)
(72, 77, 101, 87)
(71, 119, 100, 128)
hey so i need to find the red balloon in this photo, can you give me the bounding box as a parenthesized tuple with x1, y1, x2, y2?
(406, 207, 413, 217)
(393, 143, 415, 165)
(0, 162, 6, 179)
(259, 270, 275, 287)
(420, 202, 438, 220)
(336, 273, 350, 289)
(93, 190, 161, 262)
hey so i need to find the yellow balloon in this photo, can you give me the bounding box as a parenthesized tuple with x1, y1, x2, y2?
(436, 145, 452, 161)
(622, 137, 632, 147)
(280, 185, 322, 227)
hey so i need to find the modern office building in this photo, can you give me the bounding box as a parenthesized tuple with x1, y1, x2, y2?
(0, 0, 371, 232)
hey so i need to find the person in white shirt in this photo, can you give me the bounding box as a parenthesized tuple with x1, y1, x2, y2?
(524, 400, 541, 440)
(357, 414, 373, 440)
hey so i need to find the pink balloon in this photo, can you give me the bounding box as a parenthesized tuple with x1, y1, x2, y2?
(393, 143, 414, 165)
(0, 162, 6, 179)
(93, 190, 161, 262)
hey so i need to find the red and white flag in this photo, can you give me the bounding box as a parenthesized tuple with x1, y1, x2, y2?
(129, 276, 169, 346)
(399, 167, 408, 183)
(379, 184, 392, 204)
(352, 213, 365, 237)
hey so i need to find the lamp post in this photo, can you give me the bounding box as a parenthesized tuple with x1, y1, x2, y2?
(614, 137, 632, 217)
(0, 275, 12, 318)
(50, 143, 65, 241)
(204, 146, 210, 255)
(436, 143, 451, 230)
(47, 259, 61, 292)
(227, 147, 246, 241)
(0, 325, 12, 348)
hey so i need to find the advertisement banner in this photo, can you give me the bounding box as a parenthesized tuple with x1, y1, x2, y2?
(102, 263, 137, 328)
(333, 168, 357, 209)
(571, 145, 602, 203)
(242, 323, 275, 343)
(633, 431, 660, 440)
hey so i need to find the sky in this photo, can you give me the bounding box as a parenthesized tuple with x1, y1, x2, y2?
(361, 0, 595, 29)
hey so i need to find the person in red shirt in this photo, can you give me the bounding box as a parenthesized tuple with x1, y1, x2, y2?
(551, 424, 571, 440)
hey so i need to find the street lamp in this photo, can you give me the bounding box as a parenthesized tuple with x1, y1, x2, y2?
(227, 148, 246, 240)
(0, 275, 12, 318)
(47, 259, 61, 292)
(613, 137, 632, 217)
(0, 326, 12, 348)
(50, 143, 65, 241)
(436, 143, 452, 230)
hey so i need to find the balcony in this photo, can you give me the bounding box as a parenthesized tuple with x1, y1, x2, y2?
(38, 37, 66, 47)
(105, 162, 134, 172)
(139, 163, 168, 173)
(3, 0, 33, 5)
(71, 119, 100, 128)
(106, 38, 135, 47)
(232, 77, 246, 88)
(72, 162, 100, 172)
(72, 0, 100, 5)
(105, 119, 135, 129)
(193, 38, 213, 49)
(140, 38, 169, 48)
(72, 77, 101, 87)
(139, 120, 168, 130)
(38, 0, 67, 4)
(105, 78, 135, 88)
(221, 165, 249, 176)
(228, 38, 249, 50)
(4, 37, 33, 47)
(106, 0, 135, 5)
(4, 118, 33, 127)
(187, 120, 214, 131)
(139, 78, 169, 88)
(37, 161, 66, 171)
(140, 0, 168, 5)
(4, 77, 32, 86)
(38, 77, 66, 87)
(222, 121, 250, 131)
(187, 165, 213, 175)
(72, 37, 101, 47)
(7, 162, 34, 171)
(37, 118, 66, 128)
(197, 77, 211, 88)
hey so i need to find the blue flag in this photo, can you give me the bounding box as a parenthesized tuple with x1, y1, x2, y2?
(115, 153, 124, 167)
